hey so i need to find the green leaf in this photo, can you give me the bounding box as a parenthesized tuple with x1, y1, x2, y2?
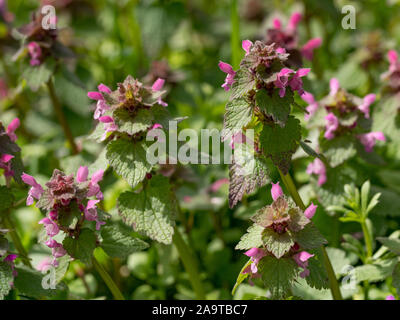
(259, 256, 298, 299)
(377, 237, 400, 255)
(0, 186, 15, 212)
(235, 224, 264, 250)
(229, 68, 255, 100)
(118, 175, 176, 244)
(0, 261, 13, 300)
(222, 97, 253, 140)
(320, 135, 357, 168)
(14, 266, 67, 299)
(305, 248, 329, 290)
(22, 61, 54, 91)
(101, 223, 149, 259)
(0, 236, 9, 257)
(299, 141, 325, 161)
(113, 108, 154, 136)
(262, 229, 294, 259)
(63, 228, 97, 265)
(106, 139, 152, 188)
(256, 88, 291, 126)
(370, 186, 400, 217)
(259, 116, 301, 174)
(232, 259, 252, 295)
(293, 223, 327, 249)
(354, 259, 398, 283)
(392, 262, 400, 295)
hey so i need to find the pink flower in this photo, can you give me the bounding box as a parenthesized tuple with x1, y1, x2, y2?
(152, 78, 168, 107)
(329, 78, 340, 97)
(229, 131, 254, 149)
(288, 68, 310, 96)
(87, 170, 104, 200)
(271, 181, 283, 201)
(84, 199, 105, 230)
(76, 165, 88, 183)
(306, 158, 327, 186)
(293, 251, 314, 278)
(358, 94, 376, 119)
(276, 47, 286, 54)
(244, 248, 266, 274)
(218, 61, 236, 91)
(49, 241, 67, 267)
(6, 118, 20, 142)
(36, 257, 52, 272)
(388, 50, 399, 72)
(324, 113, 339, 140)
(88, 84, 112, 119)
(242, 40, 253, 55)
(273, 18, 281, 29)
(301, 38, 322, 61)
(275, 68, 294, 97)
(4, 254, 18, 277)
(27, 42, 42, 66)
(209, 178, 229, 193)
(0, 153, 14, 180)
(152, 123, 163, 130)
(357, 132, 386, 153)
(287, 12, 302, 32)
(304, 202, 317, 219)
(98, 116, 117, 141)
(301, 91, 318, 120)
(386, 295, 396, 300)
(21, 173, 44, 205)
(39, 217, 59, 237)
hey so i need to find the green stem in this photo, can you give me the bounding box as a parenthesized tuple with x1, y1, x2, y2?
(2, 213, 32, 268)
(92, 256, 125, 300)
(173, 227, 206, 299)
(278, 169, 343, 300)
(46, 78, 79, 155)
(230, 0, 240, 69)
(360, 219, 373, 261)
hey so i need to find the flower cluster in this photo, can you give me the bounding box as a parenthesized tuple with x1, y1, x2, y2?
(0, 118, 20, 185)
(381, 50, 400, 93)
(303, 78, 385, 153)
(265, 12, 322, 67)
(22, 166, 105, 266)
(88, 75, 168, 141)
(238, 182, 321, 283)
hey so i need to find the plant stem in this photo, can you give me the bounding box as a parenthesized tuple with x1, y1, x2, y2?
(230, 0, 240, 69)
(46, 78, 78, 155)
(278, 169, 343, 300)
(2, 213, 32, 268)
(92, 256, 125, 300)
(173, 227, 206, 300)
(360, 219, 373, 261)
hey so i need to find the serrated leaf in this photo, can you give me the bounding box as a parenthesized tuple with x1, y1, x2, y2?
(0, 186, 15, 212)
(320, 135, 357, 167)
(256, 88, 291, 126)
(222, 97, 253, 140)
(259, 256, 298, 299)
(259, 116, 301, 174)
(235, 224, 264, 250)
(293, 223, 327, 249)
(229, 68, 255, 100)
(113, 108, 154, 135)
(377, 237, 400, 255)
(106, 139, 152, 188)
(118, 175, 176, 244)
(354, 259, 398, 283)
(232, 259, 252, 295)
(305, 248, 329, 290)
(63, 228, 97, 265)
(22, 61, 54, 91)
(0, 261, 13, 300)
(101, 223, 149, 259)
(262, 229, 294, 259)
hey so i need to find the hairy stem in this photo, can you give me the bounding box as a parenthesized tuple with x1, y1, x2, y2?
(46, 78, 78, 155)
(278, 169, 343, 300)
(230, 0, 240, 69)
(2, 213, 32, 268)
(92, 256, 125, 300)
(173, 227, 206, 299)
(360, 219, 373, 261)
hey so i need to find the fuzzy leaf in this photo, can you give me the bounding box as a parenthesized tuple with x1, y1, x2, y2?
(113, 108, 154, 136)
(377, 237, 400, 255)
(0, 186, 15, 212)
(259, 256, 298, 299)
(118, 175, 176, 244)
(256, 88, 291, 126)
(262, 229, 294, 259)
(305, 248, 329, 290)
(0, 261, 12, 300)
(321, 135, 357, 168)
(106, 139, 152, 188)
(235, 224, 264, 250)
(229, 68, 255, 100)
(22, 61, 54, 91)
(101, 223, 149, 259)
(63, 228, 97, 265)
(293, 223, 327, 249)
(259, 116, 301, 174)
(354, 259, 398, 283)
(222, 97, 253, 140)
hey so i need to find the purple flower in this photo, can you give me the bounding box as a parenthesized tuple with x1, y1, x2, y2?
(209, 178, 229, 193)
(39, 217, 59, 237)
(152, 78, 168, 107)
(273, 18, 281, 29)
(244, 248, 266, 274)
(88, 84, 112, 119)
(287, 12, 302, 32)
(0, 154, 14, 180)
(275, 68, 294, 97)
(324, 113, 339, 140)
(386, 295, 396, 300)
(306, 158, 327, 186)
(36, 257, 52, 272)
(304, 202, 317, 219)
(27, 42, 42, 66)
(358, 93, 376, 119)
(301, 91, 319, 120)
(271, 181, 283, 201)
(87, 170, 104, 200)
(218, 61, 236, 91)
(84, 199, 105, 230)
(293, 251, 314, 278)
(21, 173, 44, 205)
(301, 38, 322, 61)
(4, 254, 18, 277)
(388, 50, 399, 72)
(288, 68, 310, 96)
(50, 241, 67, 267)
(357, 132, 386, 152)
(242, 40, 253, 55)
(6, 118, 20, 142)
(98, 115, 117, 141)
(329, 78, 340, 97)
